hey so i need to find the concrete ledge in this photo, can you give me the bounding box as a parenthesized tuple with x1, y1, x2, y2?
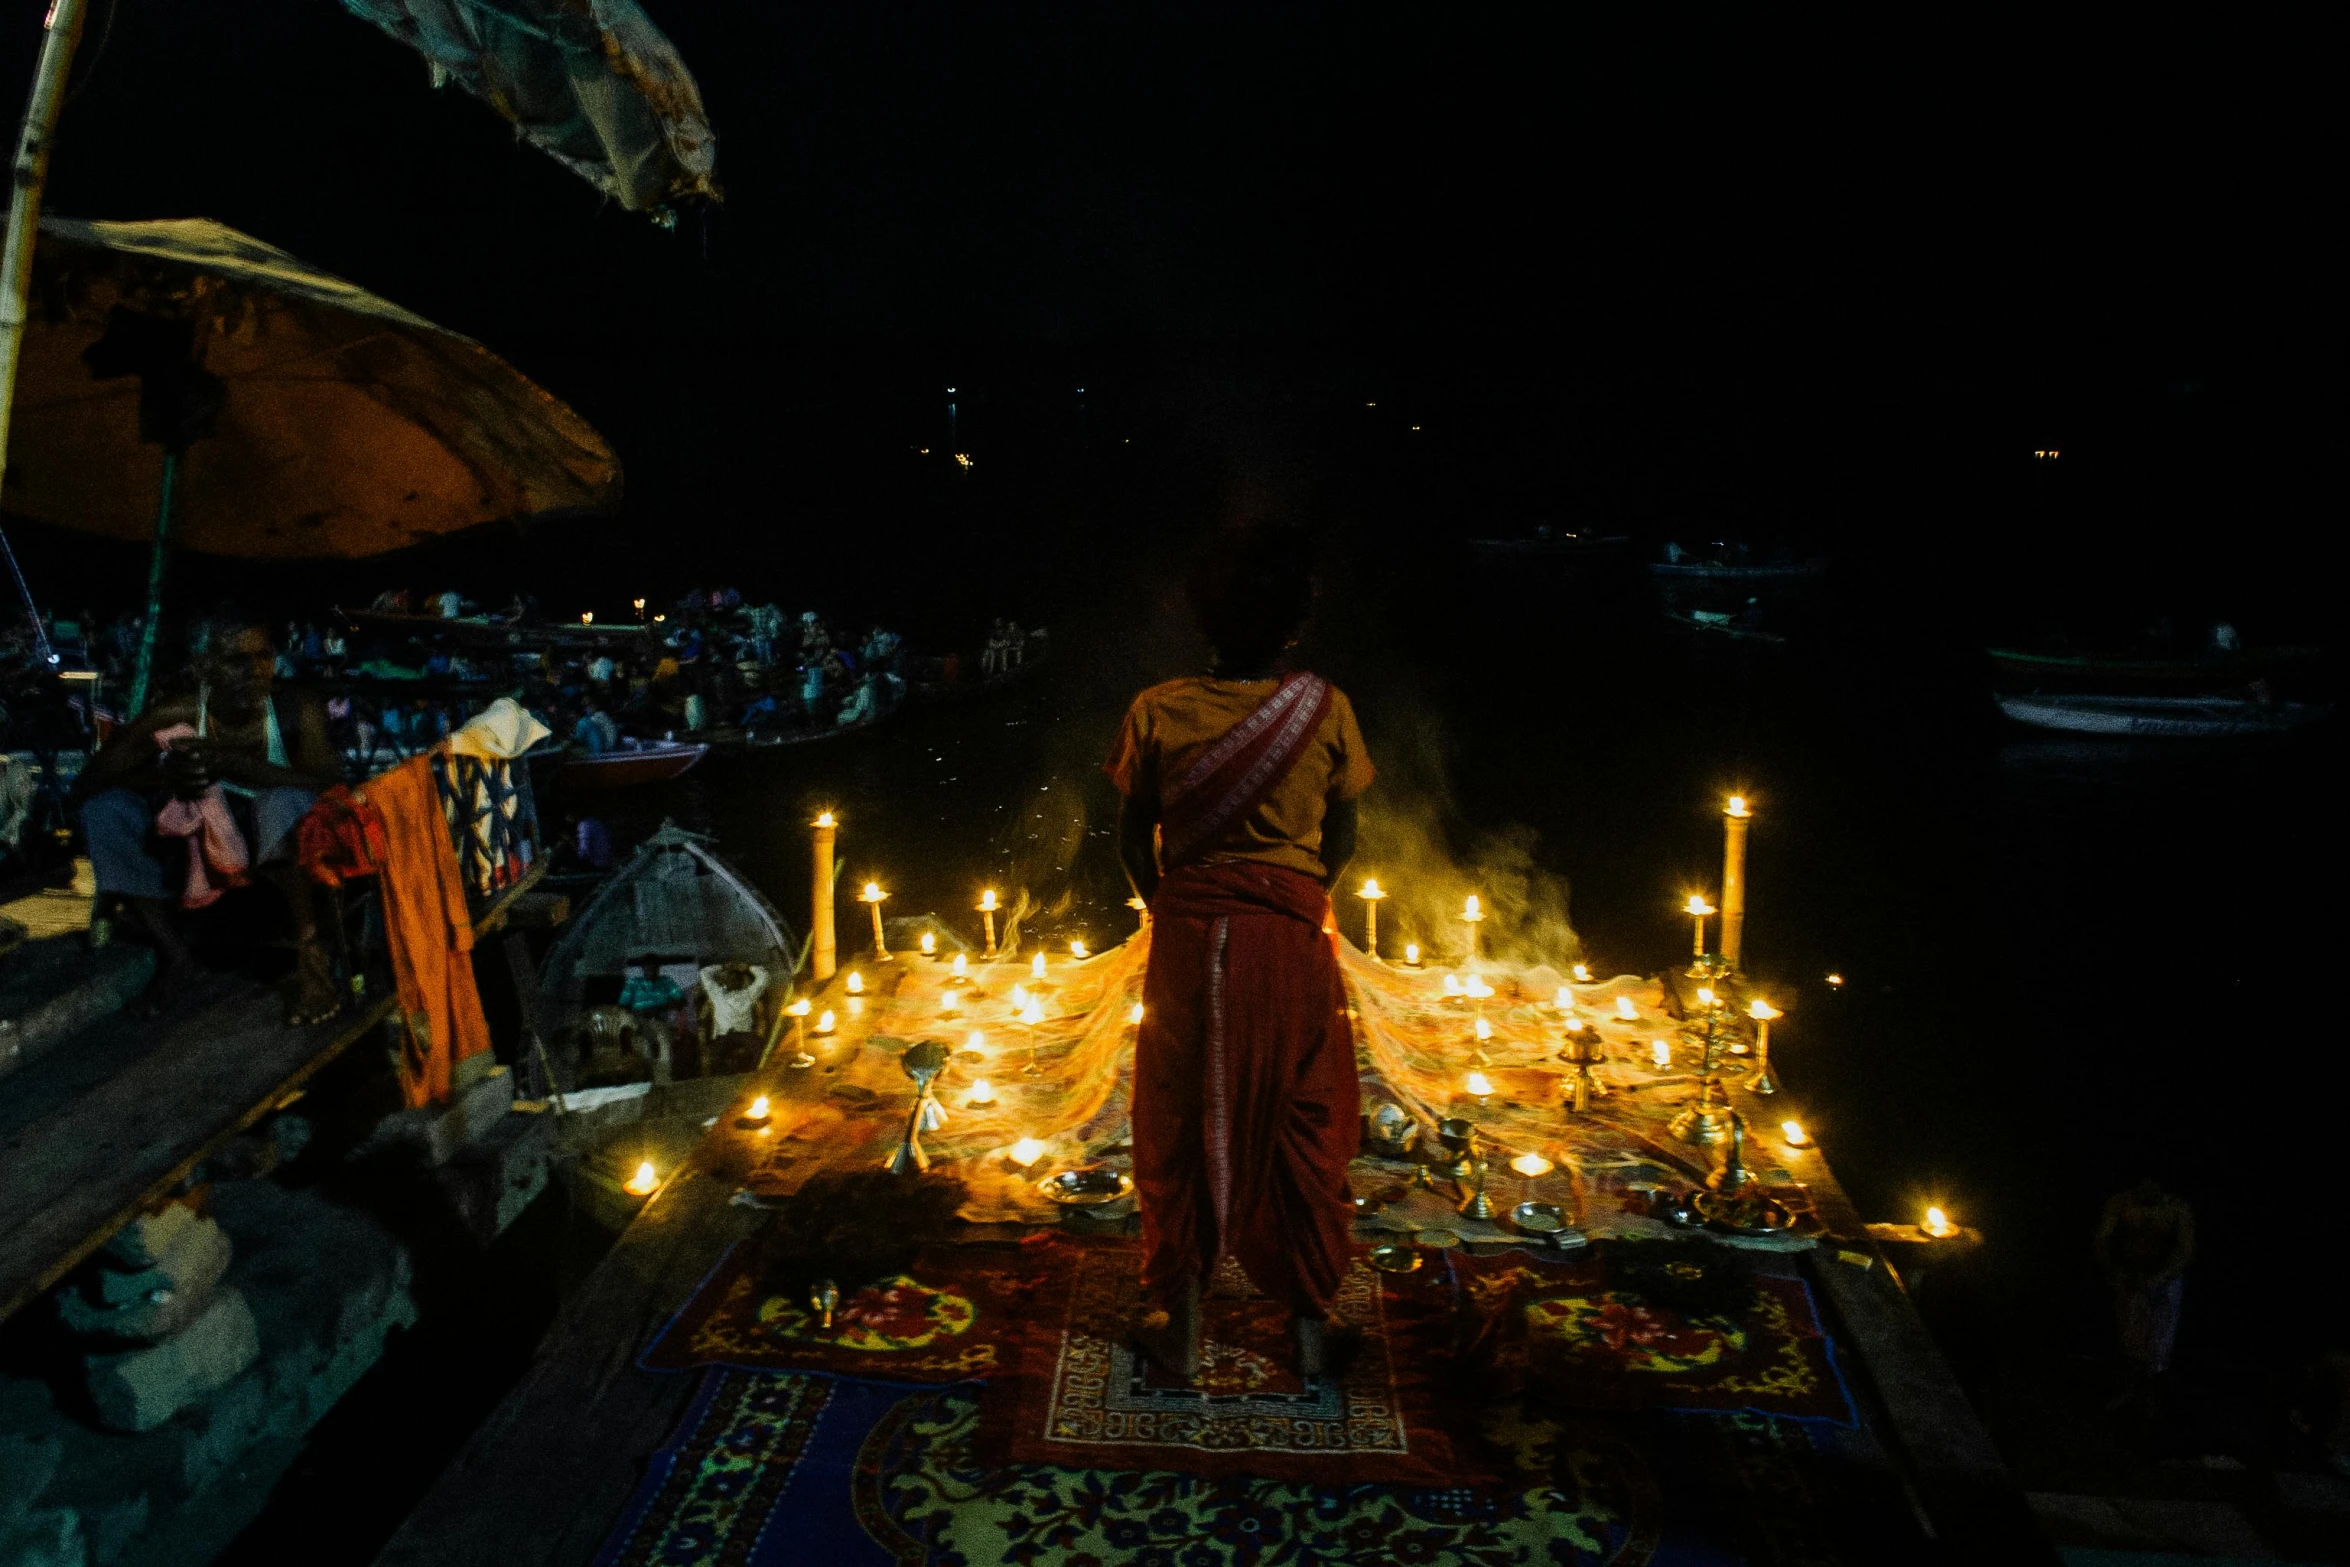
(0, 940, 154, 1085)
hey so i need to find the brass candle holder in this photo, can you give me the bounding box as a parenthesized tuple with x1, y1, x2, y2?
(1746, 999, 1783, 1095)
(1705, 1110, 1758, 1192)
(1457, 1155, 1498, 1221)
(860, 881, 891, 960)
(1357, 878, 1386, 960)
(1669, 1076, 1739, 1146)
(1434, 1117, 1480, 1181)
(1559, 1026, 1608, 1114)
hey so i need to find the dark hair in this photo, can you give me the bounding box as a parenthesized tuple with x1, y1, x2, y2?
(185, 601, 268, 660)
(1185, 524, 1316, 672)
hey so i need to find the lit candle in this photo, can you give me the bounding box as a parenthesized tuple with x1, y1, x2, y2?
(1747, 999, 1783, 1095)
(1464, 1070, 1494, 1100)
(1571, 963, 1592, 984)
(1472, 1015, 1494, 1050)
(1403, 942, 1422, 967)
(1020, 997, 1045, 1076)
(623, 1159, 658, 1196)
(785, 998, 813, 1067)
(940, 988, 961, 1014)
(1922, 1206, 1958, 1239)
(1031, 951, 1047, 981)
(1721, 795, 1752, 969)
(738, 1094, 771, 1128)
(1780, 1118, 1811, 1148)
(811, 812, 839, 982)
(1684, 894, 1716, 958)
(966, 1029, 987, 1055)
(1069, 938, 1088, 959)
(950, 953, 969, 981)
(920, 931, 937, 957)
(1464, 975, 1493, 1000)
(967, 1079, 996, 1107)
(1010, 983, 1030, 1010)
(1650, 1039, 1672, 1070)
(1357, 877, 1386, 959)
(860, 881, 891, 960)
(846, 970, 865, 995)
(978, 889, 1000, 956)
(815, 1009, 837, 1035)
(1461, 894, 1485, 963)
(1510, 1151, 1553, 1178)
(1442, 973, 1464, 998)
(581, 611, 595, 626)
(1009, 1137, 1045, 1169)
(1554, 986, 1574, 1012)
(1615, 995, 1639, 1022)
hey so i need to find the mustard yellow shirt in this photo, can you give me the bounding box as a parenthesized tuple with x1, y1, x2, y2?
(1106, 676, 1375, 881)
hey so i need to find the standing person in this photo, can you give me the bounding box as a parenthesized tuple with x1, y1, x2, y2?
(1105, 524, 1374, 1381)
(2096, 1177, 2195, 1410)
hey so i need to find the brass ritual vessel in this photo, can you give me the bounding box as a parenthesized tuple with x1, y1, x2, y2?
(1705, 1110, 1758, 1192)
(1669, 1076, 1739, 1147)
(1434, 1118, 1480, 1181)
(886, 1039, 950, 1175)
(1559, 1026, 1608, 1114)
(1457, 1155, 1498, 1221)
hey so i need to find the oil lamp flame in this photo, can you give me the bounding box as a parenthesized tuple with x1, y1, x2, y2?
(920, 932, 937, 955)
(786, 998, 811, 1018)
(1128, 1002, 1145, 1024)
(1465, 1070, 1494, 1097)
(1442, 973, 1463, 996)
(1510, 1152, 1553, 1178)
(624, 1160, 658, 1196)
(1358, 878, 1384, 900)
(1009, 984, 1029, 1009)
(815, 811, 836, 829)
(950, 954, 969, 978)
(1464, 975, 1493, 999)
(1463, 894, 1482, 920)
(1473, 1016, 1493, 1041)
(1404, 943, 1421, 964)
(1555, 986, 1574, 1009)
(746, 1095, 770, 1120)
(1020, 1000, 1045, 1026)
(815, 1009, 836, 1034)
(966, 1029, 986, 1053)
(967, 1079, 996, 1106)
(1685, 894, 1716, 917)
(1009, 1138, 1045, 1168)
(1923, 1206, 1957, 1238)
(1615, 996, 1639, 1020)
(1748, 999, 1781, 1021)
(1695, 986, 1715, 1007)
(1825, 973, 1845, 988)
(1780, 1119, 1811, 1147)
(1032, 952, 1047, 979)
(1571, 963, 1592, 983)
(862, 882, 884, 901)
(978, 889, 998, 912)
(1650, 1039, 1672, 1069)
(846, 971, 865, 994)
(1070, 939, 1088, 958)
(1726, 795, 1751, 818)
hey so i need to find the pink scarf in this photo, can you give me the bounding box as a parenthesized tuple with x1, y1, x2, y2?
(152, 724, 249, 908)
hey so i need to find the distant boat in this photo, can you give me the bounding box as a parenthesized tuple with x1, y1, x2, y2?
(1468, 531, 1632, 562)
(1987, 646, 2323, 691)
(1648, 557, 1830, 583)
(1667, 609, 1787, 647)
(1995, 694, 2330, 738)
(556, 739, 708, 788)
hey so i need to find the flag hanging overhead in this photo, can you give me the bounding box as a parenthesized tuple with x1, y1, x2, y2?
(338, 0, 720, 215)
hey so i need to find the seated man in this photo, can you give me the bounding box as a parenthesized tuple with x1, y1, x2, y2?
(73, 605, 341, 1021)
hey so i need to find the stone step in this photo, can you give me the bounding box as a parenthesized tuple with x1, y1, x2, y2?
(0, 938, 154, 1084)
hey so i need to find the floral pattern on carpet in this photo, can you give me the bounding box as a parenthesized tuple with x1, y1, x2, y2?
(856, 1383, 1663, 1567)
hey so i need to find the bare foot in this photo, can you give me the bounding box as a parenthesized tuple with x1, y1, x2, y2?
(284, 942, 342, 1027)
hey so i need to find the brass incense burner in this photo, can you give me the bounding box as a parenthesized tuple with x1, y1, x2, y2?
(1669, 1076, 1738, 1147)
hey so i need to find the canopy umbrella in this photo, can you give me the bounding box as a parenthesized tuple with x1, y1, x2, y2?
(338, 0, 719, 215)
(1, 214, 620, 708)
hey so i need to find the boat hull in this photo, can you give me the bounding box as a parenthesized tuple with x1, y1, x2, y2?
(556, 742, 708, 788)
(1995, 694, 2328, 738)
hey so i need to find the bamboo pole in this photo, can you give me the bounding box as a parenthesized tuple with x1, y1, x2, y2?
(1721, 796, 1751, 969)
(0, 0, 89, 656)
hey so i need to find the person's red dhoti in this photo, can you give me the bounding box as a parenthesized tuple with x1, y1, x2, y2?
(1134, 859, 1361, 1316)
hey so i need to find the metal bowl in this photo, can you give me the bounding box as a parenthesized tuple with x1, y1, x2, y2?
(1508, 1201, 1567, 1235)
(1367, 1242, 1423, 1274)
(1691, 1190, 1795, 1236)
(1038, 1168, 1134, 1206)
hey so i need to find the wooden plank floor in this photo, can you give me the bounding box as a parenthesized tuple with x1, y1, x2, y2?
(0, 983, 395, 1324)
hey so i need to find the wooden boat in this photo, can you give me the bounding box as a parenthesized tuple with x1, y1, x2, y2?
(1648, 557, 1830, 583)
(537, 821, 795, 1030)
(1987, 645, 2323, 691)
(555, 739, 707, 789)
(338, 606, 658, 652)
(1468, 531, 1632, 561)
(1995, 694, 2331, 738)
(1667, 609, 1788, 647)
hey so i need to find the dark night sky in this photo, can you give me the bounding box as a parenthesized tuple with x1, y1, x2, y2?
(5, 1, 2340, 622)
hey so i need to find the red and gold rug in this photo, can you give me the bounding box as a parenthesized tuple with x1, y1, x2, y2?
(1456, 1247, 1853, 1423)
(642, 1240, 1040, 1384)
(975, 1236, 1495, 1487)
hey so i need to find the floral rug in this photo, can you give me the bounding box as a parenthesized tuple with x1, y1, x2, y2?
(974, 1236, 1493, 1487)
(1453, 1247, 1853, 1424)
(641, 1240, 1040, 1384)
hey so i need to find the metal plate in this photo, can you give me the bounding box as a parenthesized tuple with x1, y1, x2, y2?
(1691, 1190, 1796, 1235)
(1508, 1201, 1567, 1234)
(1367, 1242, 1424, 1274)
(1414, 1228, 1463, 1249)
(1038, 1168, 1134, 1206)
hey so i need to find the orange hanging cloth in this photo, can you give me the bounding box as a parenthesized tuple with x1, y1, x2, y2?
(332, 754, 493, 1108)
